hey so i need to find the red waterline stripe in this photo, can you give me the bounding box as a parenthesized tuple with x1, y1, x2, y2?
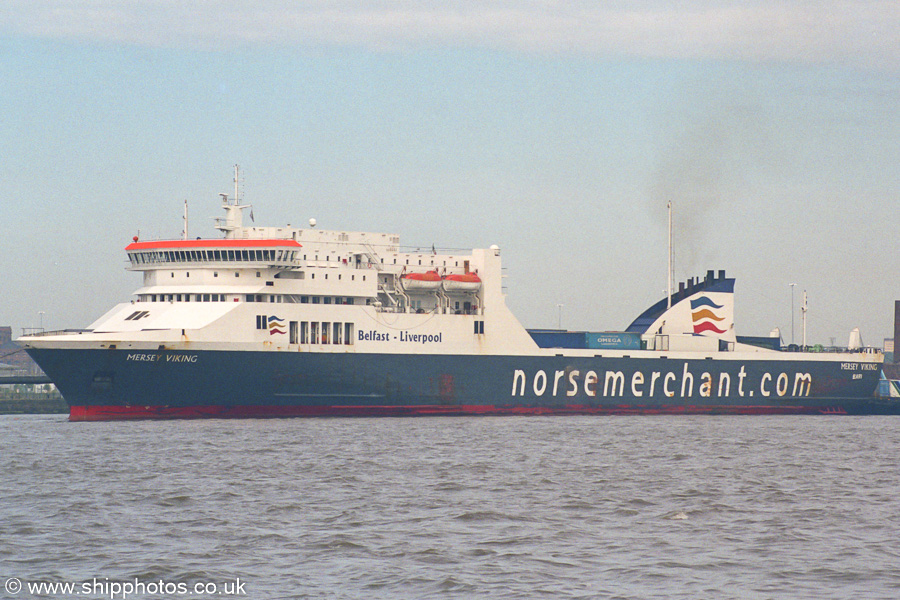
(125, 239, 302, 251)
(69, 403, 843, 421)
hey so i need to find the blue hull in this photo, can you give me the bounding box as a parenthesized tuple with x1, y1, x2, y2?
(25, 347, 898, 419)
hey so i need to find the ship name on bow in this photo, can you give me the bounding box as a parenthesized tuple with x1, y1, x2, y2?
(126, 353, 198, 363)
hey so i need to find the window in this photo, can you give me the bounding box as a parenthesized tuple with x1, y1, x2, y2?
(256, 315, 267, 330)
(300, 321, 309, 344)
(344, 322, 354, 345)
(333, 322, 342, 345)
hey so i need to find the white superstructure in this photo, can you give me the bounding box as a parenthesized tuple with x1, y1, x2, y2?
(77, 187, 538, 355)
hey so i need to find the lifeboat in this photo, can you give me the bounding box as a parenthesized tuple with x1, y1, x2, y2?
(400, 270, 442, 291)
(442, 272, 482, 292)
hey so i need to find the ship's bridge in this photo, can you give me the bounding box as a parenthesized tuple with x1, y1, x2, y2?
(125, 239, 302, 269)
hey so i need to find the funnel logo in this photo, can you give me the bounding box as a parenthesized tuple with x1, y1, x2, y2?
(690, 297, 727, 334)
(268, 315, 286, 335)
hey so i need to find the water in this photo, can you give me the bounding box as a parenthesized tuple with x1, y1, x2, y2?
(2, 414, 899, 600)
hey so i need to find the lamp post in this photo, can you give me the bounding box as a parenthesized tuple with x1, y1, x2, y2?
(38, 311, 45, 332)
(789, 283, 796, 346)
(556, 303, 564, 330)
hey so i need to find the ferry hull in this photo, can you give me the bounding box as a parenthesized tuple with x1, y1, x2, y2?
(25, 347, 897, 420)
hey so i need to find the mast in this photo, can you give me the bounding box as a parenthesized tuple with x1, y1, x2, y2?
(215, 166, 249, 239)
(667, 200, 673, 309)
(801, 290, 808, 349)
(234, 164, 240, 206)
(182, 199, 188, 240)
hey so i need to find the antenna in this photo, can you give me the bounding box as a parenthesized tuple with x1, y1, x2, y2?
(234, 164, 240, 205)
(801, 290, 808, 349)
(790, 283, 796, 345)
(182, 199, 188, 240)
(667, 200, 673, 309)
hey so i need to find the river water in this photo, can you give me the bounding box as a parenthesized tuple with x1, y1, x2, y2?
(2, 414, 899, 599)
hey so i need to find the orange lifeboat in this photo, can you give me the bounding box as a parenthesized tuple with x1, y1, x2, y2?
(400, 270, 442, 291)
(442, 272, 482, 292)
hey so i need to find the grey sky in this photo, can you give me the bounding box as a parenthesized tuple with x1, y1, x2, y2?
(1, 1, 897, 346)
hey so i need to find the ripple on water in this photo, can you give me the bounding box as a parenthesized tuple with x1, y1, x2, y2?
(2, 415, 900, 599)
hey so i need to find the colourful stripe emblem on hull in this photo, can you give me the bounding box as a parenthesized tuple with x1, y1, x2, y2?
(268, 315, 286, 335)
(691, 295, 728, 334)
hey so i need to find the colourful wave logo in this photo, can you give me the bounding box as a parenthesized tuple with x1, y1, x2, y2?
(268, 315, 286, 335)
(690, 297, 726, 334)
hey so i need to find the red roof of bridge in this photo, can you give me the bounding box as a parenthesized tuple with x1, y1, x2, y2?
(126, 239, 302, 251)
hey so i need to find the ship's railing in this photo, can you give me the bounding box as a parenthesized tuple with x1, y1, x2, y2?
(781, 344, 882, 355)
(20, 329, 92, 338)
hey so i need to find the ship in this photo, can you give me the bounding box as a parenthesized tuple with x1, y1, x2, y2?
(20, 170, 897, 420)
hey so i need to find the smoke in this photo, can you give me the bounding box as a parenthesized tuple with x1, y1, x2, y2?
(648, 92, 772, 279)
